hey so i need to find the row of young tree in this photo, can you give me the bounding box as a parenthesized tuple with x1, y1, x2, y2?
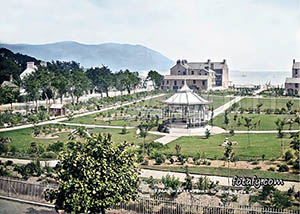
(0, 60, 163, 110)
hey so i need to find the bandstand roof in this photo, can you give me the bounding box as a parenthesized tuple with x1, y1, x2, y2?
(164, 84, 211, 105)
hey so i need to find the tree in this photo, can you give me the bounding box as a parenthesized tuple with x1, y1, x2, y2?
(244, 117, 253, 147)
(205, 128, 211, 139)
(286, 100, 294, 112)
(22, 72, 42, 111)
(86, 66, 114, 97)
(224, 110, 229, 126)
(122, 69, 141, 94)
(275, 118, 285, 138)
(224, 143, 234, 186)
(146, 70, 163, 89)
(68, 69, 90, 105)
(45, 132, 139, 214)
(139, 127, 148, 154)
(0, 87, 19, 110)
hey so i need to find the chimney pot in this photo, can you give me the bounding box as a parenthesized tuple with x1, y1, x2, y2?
(223, 59, 226, 64)
(293, 59, 296, 64)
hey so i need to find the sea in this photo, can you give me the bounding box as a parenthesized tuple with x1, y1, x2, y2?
(230, 71, 290, 86)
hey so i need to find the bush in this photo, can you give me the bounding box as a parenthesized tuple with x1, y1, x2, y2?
(42, 151, 57, 159)
(278, 164, 289, 172)
(121, 125, 127, 134)
(253, 166, 261, 170)
(284, 151, 293, 162)
(5, 160, 13, 166)
(268, 167, 275, 171)
(293, 158, 299, 170)
(0, 143, 8, 154)
(137, 154, 144, 163)
(47, 141, 64, 153)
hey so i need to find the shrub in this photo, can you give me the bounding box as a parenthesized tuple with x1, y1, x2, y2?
(161, 174, 180, 197)
(229, 129, 235, 136)
(268, 167, 275, 171)
(42, 151, 57, 159)
(278, 164, 289, 172)
(284, 151, 293, 162)
(293, 158, 299, 170)
(121, 125, 127, 134)
(5, 160, 13, 166)
(205, 129, 210, 139)
(0, 143, 8, 154)
(47, 141, 64, 153)
(137, 154, 144, 163)
(253, 166, 261, 170)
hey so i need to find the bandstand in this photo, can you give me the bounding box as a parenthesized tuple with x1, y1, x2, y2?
(163, 83, 211, 129)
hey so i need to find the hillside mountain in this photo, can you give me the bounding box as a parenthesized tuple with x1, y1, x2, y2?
(0, 41, 173, 72)
(0, 48, 41, 84)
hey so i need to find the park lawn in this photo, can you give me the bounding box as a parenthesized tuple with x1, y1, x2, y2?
(133, 94, 170, 108)
(65, 95, 169, 127)
(202, 95, 234, 109)
(161, 133, 289, 160)
(213, 113, 299, 130)
(238, 97, 300, 111)
(0, 126, 161, 152)
(141, 166, 299, 182)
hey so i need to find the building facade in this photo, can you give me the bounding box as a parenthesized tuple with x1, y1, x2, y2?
(161, 59, 229, 91)
(285, 59, 300, 96)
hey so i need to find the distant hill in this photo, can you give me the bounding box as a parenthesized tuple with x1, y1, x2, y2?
(0, 48, 41, 84)
(0, 41, 174, 72)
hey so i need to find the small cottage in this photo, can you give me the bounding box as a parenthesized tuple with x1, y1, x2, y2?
(50, 104, 66, 116)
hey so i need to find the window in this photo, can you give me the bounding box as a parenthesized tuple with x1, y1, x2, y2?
(183, 71, 186, 75)
(296, 83, 299, 88)
(182, 80, 184, 85)
(193, 80, 196, 84)
(174, 80, 177, 86)
(202, 81, 206, 86)
(178, 70, 181, 74)
(191, 71, 194, 75)
(167, 80, 169, 84)
(198, 72, 201, 75)
(162, 80, 164, 85)
(205, 72, 208, 75)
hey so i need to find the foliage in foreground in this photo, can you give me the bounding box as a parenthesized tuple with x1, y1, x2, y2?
(45, 131, 139, 214)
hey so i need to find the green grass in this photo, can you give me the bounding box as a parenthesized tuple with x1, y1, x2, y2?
(141, 166, 299, 181)
(0, 126, 161, 152)
(202, 95, 234, 109)
(239, 97, 300, 111)
(213, 113, 299, 130)
(161, 133, 289, 160)
(65, 94, 170, 127)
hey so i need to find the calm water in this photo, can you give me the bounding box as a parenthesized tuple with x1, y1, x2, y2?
(230, 71, 290, 86)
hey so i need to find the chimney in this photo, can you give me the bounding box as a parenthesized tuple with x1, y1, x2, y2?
(223, 59, 226, 64)
(176, 59, 181, 65)
(9, 75, 13, 82)
(293, 59, 296, 64)
(27, 62, 35, 69)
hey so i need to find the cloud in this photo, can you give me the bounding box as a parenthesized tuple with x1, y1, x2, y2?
(0, 0, 299, 71)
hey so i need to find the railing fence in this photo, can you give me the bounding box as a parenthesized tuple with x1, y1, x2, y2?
(0, 177, 299, 214)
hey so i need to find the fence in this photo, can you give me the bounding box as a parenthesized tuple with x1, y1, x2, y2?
(0, 177, 299, 214)
(0, 176, 57, 204)
(112, 197, 300, 214)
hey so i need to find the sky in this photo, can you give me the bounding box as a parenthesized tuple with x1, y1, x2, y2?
(0, 0, 299, 71)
